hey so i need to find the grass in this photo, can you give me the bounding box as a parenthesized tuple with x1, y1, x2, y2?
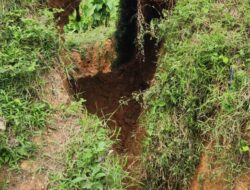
(0, 2, 127, 190)
(1, 0, 249, 189)
(0, 3, 59, 167)
(64, 24, 116, 58)
(142, 0, 250, 189)
(49, 101, 128, 190)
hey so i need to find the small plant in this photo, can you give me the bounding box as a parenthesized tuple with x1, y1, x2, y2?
(65, 0, 119, 32)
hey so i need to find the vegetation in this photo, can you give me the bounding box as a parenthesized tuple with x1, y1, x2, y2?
(1, 0, 249, 189)
(1, 2, 125, 189)
(54, 2, 127, 188)
(142, 0, 250, 189)
(65, 0, 119, 32)
(0, 3, 59, 166)
(64, 0, 119, 60)
(50, 101, 127, 190)
(65, 24, 116, 59)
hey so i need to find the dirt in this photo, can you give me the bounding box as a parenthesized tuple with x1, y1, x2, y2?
(74, 58, 155, 151)
(190, 153, 226, 190)
(70, 37, 157, 189)
(47, 0, 81, 29)
(71, 39, 114, 79)
(191, 144, 250, 190)
(235, 173, 250, 190)
(0, 68, 82, 190)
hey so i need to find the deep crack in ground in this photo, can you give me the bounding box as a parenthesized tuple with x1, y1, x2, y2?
(74, 57, 156, 155)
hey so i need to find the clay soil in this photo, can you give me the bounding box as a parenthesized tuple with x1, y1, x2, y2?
(76, 59, 155, 149)
(71, 41, 157, 189)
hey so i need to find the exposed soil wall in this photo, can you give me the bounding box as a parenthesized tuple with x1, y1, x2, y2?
(74, 57, 155, 151)
(70, 0, 174, 153)
(47, 0, 81, 28)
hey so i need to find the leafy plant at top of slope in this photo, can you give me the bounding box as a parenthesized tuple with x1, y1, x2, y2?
(0, 6, 59, 166)
(142, 0, 250, 189)
(50, 104, 128, 190)
(65, 0, 119, 32)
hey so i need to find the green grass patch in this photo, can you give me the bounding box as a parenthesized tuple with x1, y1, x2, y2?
(65, 24, 116, 58)
(50, 101, 128, 190)
(142, 0, 250, 189)
(0, 5, 59, 167)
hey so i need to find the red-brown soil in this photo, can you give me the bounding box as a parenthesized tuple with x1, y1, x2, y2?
(70, 37, 157, 154)
(75, 59, 155, 152)
(191, 144, 250, 190)
(70, 40, 157, 189)
(74, 54, 155, 152)
(47, 0, 81, 28)
(71, 39, 114, 78)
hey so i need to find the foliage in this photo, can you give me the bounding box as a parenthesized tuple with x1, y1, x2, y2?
(0, 5, 58, 166)
(50, 103, 127, 190)
(0, 10, 57, 80)
(142, 0, 250, 189)
(65, 0, 119, 32)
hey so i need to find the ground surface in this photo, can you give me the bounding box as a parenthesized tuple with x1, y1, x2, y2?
(0, 68, 80, 190)
(0, 39, 156, 189)
(1, 38, 249, 190)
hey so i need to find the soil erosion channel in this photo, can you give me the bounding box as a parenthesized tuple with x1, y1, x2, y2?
(69, 1, 172, 187)
(74, 48, 157, 156)
(68, 32, 159, 189)
(67, 0, 171, 159)
(71, 46, 157, 190)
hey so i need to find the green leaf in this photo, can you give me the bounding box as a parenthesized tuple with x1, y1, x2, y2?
(241, 146, 249, 152)
(72, 177, 85, 184)
(106, 1, 113, 10)
(95, 172, 106, 179)
(223, 56, 229, 64)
